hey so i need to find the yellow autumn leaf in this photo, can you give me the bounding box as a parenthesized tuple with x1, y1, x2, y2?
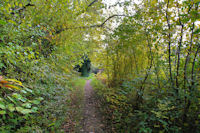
(28, 24, 32, 27)
(6, 79, 23, 86)
(7, 4, 11, 8)
(0, 80, 9, 84)
(19, 3, 23, 8)
(8, 20, 16, 25)
(4, 85, 21, 90)
(49, 31, 52, 36)
(15, 2, 18, 6)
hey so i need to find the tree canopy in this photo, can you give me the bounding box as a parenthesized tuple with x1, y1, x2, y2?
(0, 0, 200, 132)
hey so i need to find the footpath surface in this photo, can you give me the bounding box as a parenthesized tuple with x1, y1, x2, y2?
(80, 80, 104, 133)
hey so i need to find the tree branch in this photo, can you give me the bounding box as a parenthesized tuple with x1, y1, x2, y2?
(165, 0, 174, 88)
(76, 0, 98, 16)
(16, 3, 35, 12)
(176, 0, 184, 89)
(10, 3, 35, 15)
(87, 0, 98, 9)
(56, 14, 134, 34)
(108, 1, 131, 9)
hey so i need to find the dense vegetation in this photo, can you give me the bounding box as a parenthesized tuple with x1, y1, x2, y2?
(0, 0, 200, 132)
(92, 0, 200, 132)
(0, 0, 102, 132)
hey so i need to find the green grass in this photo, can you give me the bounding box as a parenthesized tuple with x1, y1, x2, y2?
(71, 77, 87, 88)
(64, 73, 97, 131)
(85, 73, 96, 80)
(64, 76, 87, 132)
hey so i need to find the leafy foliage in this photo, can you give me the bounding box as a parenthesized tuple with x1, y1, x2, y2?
(1, 0, 200, 132)
(0, 0, 104, 131)
(91, 0, 200, 132)
(0, 76, 43, 131)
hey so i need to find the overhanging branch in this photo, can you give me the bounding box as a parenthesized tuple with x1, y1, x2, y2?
(77, 0, 98, 16)
(11, 3, 35, 15)
(108, 1, 131, 9)
(87, 0, 98, 9)
(56, 14, 134, 34)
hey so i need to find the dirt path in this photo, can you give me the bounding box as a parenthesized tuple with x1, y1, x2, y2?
(80, 80, 104, 133)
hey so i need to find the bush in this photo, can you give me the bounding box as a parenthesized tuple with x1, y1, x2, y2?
(92, 77, 200, 133)
(0, 76, 43, 132)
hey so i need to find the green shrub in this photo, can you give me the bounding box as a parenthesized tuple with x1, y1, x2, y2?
(0, 77, 43, 132)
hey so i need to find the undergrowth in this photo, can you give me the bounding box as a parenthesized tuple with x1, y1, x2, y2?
(91, 76, 200, 133)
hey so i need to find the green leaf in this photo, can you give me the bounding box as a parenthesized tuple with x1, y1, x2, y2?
(24, 88, 33, 93)
(0, 63, 5, 69)
(0, 110, 6, 115)
(16, 107, 32, 114)
(0, 101, 6, 109)
(31, 99, 40, 105)
(48, 122, 55, 127)
(21, 90, 27, 94)
(38, 97, 44, 101)
(7, 96, 16, 104)
(31, 107, 38, 113)
(194, 29, 200, 34)
(12, 93, 27, 102)
(0, 20, 7, 25)
(22, 103, 32, 108)
(8, 20, 16, 25)
(7, 104, 15, 112)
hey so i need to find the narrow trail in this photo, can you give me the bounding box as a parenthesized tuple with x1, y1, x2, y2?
(80, 80, 104, 133)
